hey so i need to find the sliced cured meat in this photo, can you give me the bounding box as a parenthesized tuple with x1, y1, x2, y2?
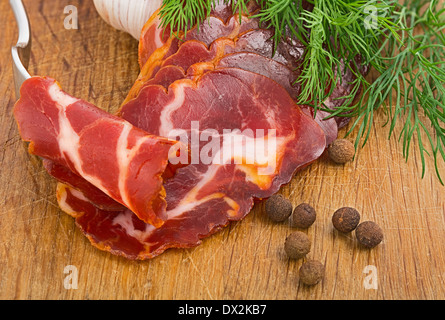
(142, 65, 187, 89)
(60, 67, 326, 259)
(125, 36, 339, 144)
(124, 32, 300, 104)
(138, 1, 260, 68)
(13, 2, 369, 261)
(43, 159, 126, 211)
(133, 12, 260, 102)
(14, 76, 185, 227)
(137, 9, 175, 70)
(126, 38, 302, 107)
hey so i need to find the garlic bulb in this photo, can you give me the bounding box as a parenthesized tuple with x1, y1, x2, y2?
(93, 0, 163, 39)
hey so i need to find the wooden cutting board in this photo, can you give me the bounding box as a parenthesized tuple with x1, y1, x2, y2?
(1, 0, 444, 300)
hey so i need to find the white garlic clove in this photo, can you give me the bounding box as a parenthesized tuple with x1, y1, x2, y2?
(93, 0, 163, 39)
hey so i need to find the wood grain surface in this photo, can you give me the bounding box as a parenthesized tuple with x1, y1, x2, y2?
(1, 0, 444, 300)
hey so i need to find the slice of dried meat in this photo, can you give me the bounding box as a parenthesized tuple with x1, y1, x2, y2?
(138, 1, 260, 68)
(14, 76, 185, 227)
(129, 9, 260, 106)
(43, 159, 126, 211)
(58, 67, 326, 259)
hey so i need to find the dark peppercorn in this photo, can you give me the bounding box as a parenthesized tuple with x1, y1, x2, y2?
(355, 221, 383, 248)
(332, 207, 361, 233)
(265, 194, 292, 222)
(291, 203, 316, 229)
(299, 260, 325, 286)
(328, 139, 355, 164)
(284, 231, 311, 259)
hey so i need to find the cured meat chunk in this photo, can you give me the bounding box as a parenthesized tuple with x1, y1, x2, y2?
(60, 68, 326, 259)
(14, 77, 184, 227)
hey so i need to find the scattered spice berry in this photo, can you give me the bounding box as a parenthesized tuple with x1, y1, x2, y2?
(328, 139, 355, 164)
(299, 260, 325, 286)
(290, 203, 316, 229)
(355, 221, 383, 248)
(332, 207, 361, 233)
(265, 194, 292, 222)
(284, 231, 311, 259)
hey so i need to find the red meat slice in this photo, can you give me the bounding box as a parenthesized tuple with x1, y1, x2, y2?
(14, 77, 185, 227)
(58, 68, 326, 259)
(43, 159, 125, 211)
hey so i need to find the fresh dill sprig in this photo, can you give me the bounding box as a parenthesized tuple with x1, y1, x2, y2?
(159, 0, 252, 34)
(158, 0, 213, 34)
(256, 0, 400, 108)
(332, 0, 445, 183)
(255, 0, 307, 45)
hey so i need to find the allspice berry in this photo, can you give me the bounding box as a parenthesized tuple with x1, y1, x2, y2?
(332, 207, 360, 233)
(328, 139, 355, 164)
(299, 260, 325, 286)
(355, 221, 383, 248)
(291, 203, 316, 229)
(265, 194, 292, 222)
(284, 231, 311, 259)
